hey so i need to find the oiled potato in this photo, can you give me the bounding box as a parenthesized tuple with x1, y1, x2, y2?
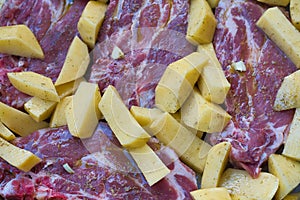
(190, 187, 232, 200)
(256, 7, 300, 68)
(268, 154, 300, 200)
(290, 0, 300, 30)
(219, 168, 279, 200)
(0, 25, 44, 59)
(155, 52, 209, 113)
(283, 193, 300, 200)
(8, 71, 59, 102)
(77, 1, 107, 48)
(130, 106, 163, 127)
(99, 85, 151, 148)
(0, 121, 15, 141)
(128, 144, 170, 186)
(0, 136, 41, 172)
(50, 96, 73, 128)
(55, 77, 86, 99)
(55, 36, 90, 86)
(257, 0, 290, 6)
(24, 97, 57, 122)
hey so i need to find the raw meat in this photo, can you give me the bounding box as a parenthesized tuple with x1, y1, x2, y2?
(0, 123, 197, 199)
(89, 0, 195, 108)
(212, 0, 297, 177)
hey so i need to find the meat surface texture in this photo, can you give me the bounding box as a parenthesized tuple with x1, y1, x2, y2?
(89, 0, 195, 108)
(0, 123, 197, 199)
(213, 0, 297, 177)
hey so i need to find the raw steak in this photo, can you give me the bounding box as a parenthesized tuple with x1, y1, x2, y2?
(0, 0, 88, 109)
(89, 0, 195, 108)
(0, 123, 197, 199)
(212, 0, 297, 177)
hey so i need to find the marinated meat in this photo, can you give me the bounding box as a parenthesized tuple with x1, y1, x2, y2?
(213, 0, 297, 177)
(0, 123, 197, 199)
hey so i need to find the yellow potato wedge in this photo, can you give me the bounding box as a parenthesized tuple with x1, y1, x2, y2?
(268, 154, 300, 200)
(66, 82, 101, 138)
(130, 106, 163, 127)
(0, 136, 41, 172)
(99, 85, 151, 148)
(128, 144, 170, 186)
(190, 187, 232, 200)
(50, 96, 73, 128)
(186, 0, 217, 45)
(290, 0, 300, 30)
(0, 102, 48, 137)
(283, 108, 300, 161)
(206, 0, 220, 8)
(24, 97, 57, 122)
(8, 71, 59, 102)
(149, 112, 211, 173)
(55, 77, 86, 99)
(78, 1, 107, 48)
(257, 0, 290, 6)
(219, 168, 279, 200)
(201, 142, 231, 188)
(0, 121, 15, 141)
(283, 193, 300, 200)
(256, 7, 300, 68)
(155, 52, 209, 113)
(181, 87, 231, 133)
(0, 24, 44, 59)
(55, 36, 90, 86)
(197, 43, 230, 104)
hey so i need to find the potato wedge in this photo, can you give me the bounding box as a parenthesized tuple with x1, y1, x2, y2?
(0, 136, 41, 172)
(66, 82, 101, 138)
(257, 0, 290, 6)
(8, 71, 59, 102)
(190, 187, 232, 200)
(55, 36, 90, 86)
(155, 52, 209, 113)
(55, 77, 86, 99)
(268, 154, 300, 200)
(99, 85, 151, 148)
(0, 102, 48, 137)
(128, 144, 170, 186)
(0, 121, 15, 141)
(24, 97, 57, 122)
(50, 96, 73, 128)
(77, 1, 107, 48)
(197, 44, 230, 104)
(290, 0, 300, 31)
(283, 108, 300, 161)
(201, 142, 231, 188)
(130, 106, 163, 127)
(273, 70, 300, 111)
(186, 0, 217, 45)
(283, 193, 300, 200)
(149, 112, 211, 173)
(181, 87, 231, 133)
(219, 168, 279, 200)
(256, 7, 300, 68)
(206, 0, 220, 8)
(0, 25, 44, 59)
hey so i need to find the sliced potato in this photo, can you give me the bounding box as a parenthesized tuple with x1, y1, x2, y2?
(268, 154, 300, 200)
(190, 187, 232, 200)
(197, 43, 230, 104)
(155, 52, 209, 113)
(206, 0, 220, 8)
(219, 168, 279, 200)
(77, 1, 107, 48)
(66, 82, 101, 138)
(8, 71, 59, 102)
(0, 121, 15, 141)
(50, 96, 73, 128)
(256, 7, 300, 68)
(99, 85, 151, 148)
(0, 24, 44, 59)
(257, 0, 290, 6)
(130, 106, 163, 127)
(0, 102, 48, 137)
(273, 70, 300, 111)
(186, 0, 217, 45)
(283, 193, 300, 200)
(283, 108, 300, 161)
(55, 77, 86, 99)
(290, 0, 300, 30)
(149, 112, 211, 173)
(0, 137, 41, 172)
(24, 97, 57, 122)
(201, 142, 231, 188)
(181, 87, 231, 133)
(128, 144, 170, 186)
(55, 36, 90, 86)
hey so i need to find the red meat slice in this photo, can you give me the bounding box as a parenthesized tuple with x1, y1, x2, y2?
(0, 123, 197, 199)
(212, 0, 297, 177)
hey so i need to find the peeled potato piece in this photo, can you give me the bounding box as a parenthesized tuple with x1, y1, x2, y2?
(24, 97, 57, 122)
(0, 121, 15, 141)
(0, 24, 44, 59)
(190, 187, 232, 200)
(290, 0, 300, 31)
(50, 96, 73, 128)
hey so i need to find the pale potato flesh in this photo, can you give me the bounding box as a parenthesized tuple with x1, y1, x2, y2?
(50, 96, 73, 128)
(24, 97, 57, 122)
(290, 0, 300, 30)
(0, 121, 15, 141)
(190, 187, 232, 200)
